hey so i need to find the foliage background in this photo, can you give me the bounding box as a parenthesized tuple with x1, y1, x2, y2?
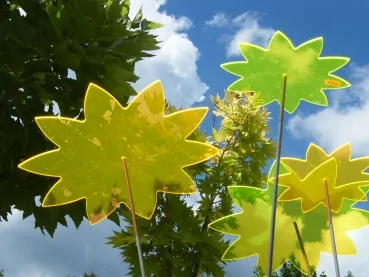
(0, 0, 160, 236)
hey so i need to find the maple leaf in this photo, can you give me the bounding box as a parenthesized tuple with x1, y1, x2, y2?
(221, 30, 350, 113)
(18, 81, 219, 224)
(269, 143, 369, 213)
(209, 184, 369, 276)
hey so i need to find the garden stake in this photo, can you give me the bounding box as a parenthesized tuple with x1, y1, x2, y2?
(122, 157, 146, 277)
(293, 221, 312, 277)
(323, 179, 341, 277)
(267, 74, 288, 277)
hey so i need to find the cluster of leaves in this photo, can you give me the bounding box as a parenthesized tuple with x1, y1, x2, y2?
(0, 0, 160, 236)
(107, 91, 275, 276)
(253, 254, 354, 277)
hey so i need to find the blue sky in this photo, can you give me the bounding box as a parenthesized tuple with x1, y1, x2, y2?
(1, 0, 369, 276)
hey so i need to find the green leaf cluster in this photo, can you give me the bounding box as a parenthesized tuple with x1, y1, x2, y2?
(0, 0, 160, 236)
(106, 90, 276, 276)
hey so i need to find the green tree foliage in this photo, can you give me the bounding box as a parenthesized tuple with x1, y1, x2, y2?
(82, 272, 98, 277)
(107, 91, 276, 276)
(0, 0, 160, 236)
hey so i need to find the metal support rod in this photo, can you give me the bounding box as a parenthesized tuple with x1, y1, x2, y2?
(267, 74, 288, 277)
(122, 157, 146, 277)
(293, 221, 312, 277)
(323, 179, 341, 277)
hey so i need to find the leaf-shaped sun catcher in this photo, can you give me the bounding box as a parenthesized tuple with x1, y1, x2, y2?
(269, 143, 369, 213)
(222, 30, 351, 113)
(209, 182, 369, 276)
(18, 81, 219, 224)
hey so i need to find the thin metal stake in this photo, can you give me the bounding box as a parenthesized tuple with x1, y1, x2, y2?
(323, 179, 341, 277)
(267, 74, 288, 277)
(122, 157, 146, 277)
(293, 221, 312, 277)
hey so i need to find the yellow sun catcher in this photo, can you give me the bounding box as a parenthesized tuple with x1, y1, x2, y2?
(18, 80, 219, 224)
(209, 143, 369, 276)
(222, 31, 350, 114)
(270, 143, 369, 213)
(209, 177, 369, 275)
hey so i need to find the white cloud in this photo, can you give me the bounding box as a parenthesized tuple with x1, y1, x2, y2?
(205, 12, 229, 27)
(128, 0, 208, 108)
(226, 12, 275, 58)
(186, 193, 201, 212)
(205, 12, 275, 58)
(317, 226, 369, 277)
(287, 63, 369, 156)
(0, 210, 124, 277)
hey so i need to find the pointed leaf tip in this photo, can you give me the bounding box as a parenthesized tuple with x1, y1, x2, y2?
(85, 83, 110, 102)
(269, 30, 293, 49)
(221, 61, 250, 77)
(129, 80, 166, 113)
(296, 37, 324, 58)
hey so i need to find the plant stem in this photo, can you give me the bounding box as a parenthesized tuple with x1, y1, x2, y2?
(191, 121, 237, 277)
(323, 179, 340, 277)
(164, 196, 173, 277)
(122, 158, 146, 277)
(266, 74, 287, 277)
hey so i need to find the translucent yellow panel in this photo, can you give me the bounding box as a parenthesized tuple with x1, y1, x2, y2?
(221, 31, 350, 114)
(209, 184, 369, 276)
(210, 143, 369, 275)
(18, 80, 219, 224)
(272, 143, 369, 213)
